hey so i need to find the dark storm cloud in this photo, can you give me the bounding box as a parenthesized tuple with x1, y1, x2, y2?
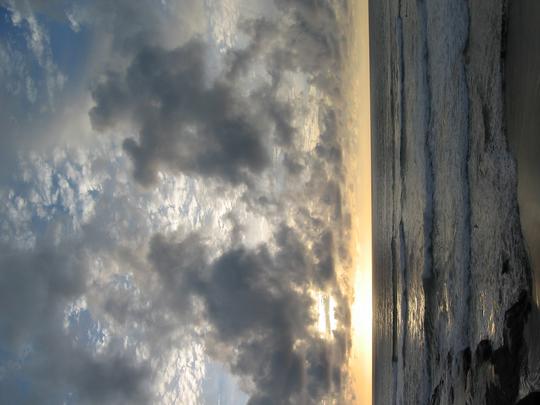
(90, 40, 271, 185)
(0, 243, 151, 404)
(149, 226, 349, 404)
(89, 0, 346, 186)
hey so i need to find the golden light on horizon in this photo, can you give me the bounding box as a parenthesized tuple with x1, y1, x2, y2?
(350, 245, 372, 404)
(342, 0, 372, 403)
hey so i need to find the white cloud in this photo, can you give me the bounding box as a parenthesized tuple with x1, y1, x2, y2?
(6, 2, 66, 107)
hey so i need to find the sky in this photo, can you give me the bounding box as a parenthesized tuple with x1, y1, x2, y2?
(0, 0, 370, 404)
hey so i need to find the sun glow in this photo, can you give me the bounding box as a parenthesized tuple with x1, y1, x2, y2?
(342, 0, 372, 403)
(350, 245, 372, 403)
(317, 292, 338, 338)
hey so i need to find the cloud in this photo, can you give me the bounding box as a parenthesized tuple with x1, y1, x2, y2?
(0, 0, 206, 186)
(0, 241, 151, 405)
(149, 226, 349, 404)
(228, 0, 343, 94)
(0, 143, 238, 404)
(90, 40, 271, 185)
(3, 2, 66, 103)
(89, 0, 345, 187)
(0, 0, 354, 403)
(0, 5, 61, 182)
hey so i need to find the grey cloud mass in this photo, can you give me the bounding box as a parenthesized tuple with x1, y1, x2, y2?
(0, 242, 151, 405)
(0, 0, 354, 403)
(90, 40, 271, 185)
(89, 0, 345, 186)
(149, 226, 348, 404)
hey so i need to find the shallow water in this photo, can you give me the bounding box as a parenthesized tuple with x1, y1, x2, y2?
(371, 0, 536, 402)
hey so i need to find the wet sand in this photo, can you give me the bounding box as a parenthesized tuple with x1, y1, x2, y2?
(505, 0, 540, 307)
(505, 0, 540, 388)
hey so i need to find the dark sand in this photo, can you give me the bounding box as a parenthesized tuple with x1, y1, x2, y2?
(505, 0, 540, 387)
(506, 0, 540, 307)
